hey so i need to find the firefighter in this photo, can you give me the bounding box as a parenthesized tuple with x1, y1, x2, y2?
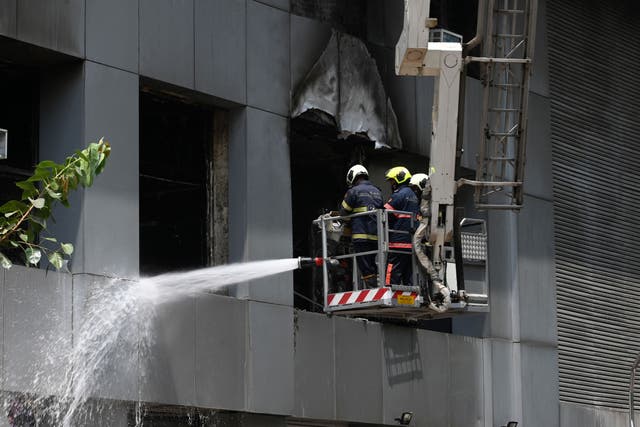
(339, 164, 384, 288)
(384, 166, 419, 286)
(409, 172, 431, 222)
(409, 173, 430, 199)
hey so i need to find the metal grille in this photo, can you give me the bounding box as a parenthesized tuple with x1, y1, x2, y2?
(461, 232, 487, 261)
(549, 0, 640, 410)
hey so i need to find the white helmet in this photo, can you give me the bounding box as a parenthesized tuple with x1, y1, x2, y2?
(346, 164, 368, 186)
(409, 173, 430, 192)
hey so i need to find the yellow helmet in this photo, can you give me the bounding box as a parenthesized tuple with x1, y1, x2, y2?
(384, 166, 411, 185)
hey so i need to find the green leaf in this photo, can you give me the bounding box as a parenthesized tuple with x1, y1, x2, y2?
(4, 211, 18, 218)
(25, 247, 41, 265)
(0, 252, 11, 269)
(46, 188, 62, 199)
(0, 200, 28, 214)
(16, 180, 38, 198)
(36, 160, 58, 169)
(9, 241, 19, 248)
(60, 243, 74, 255)
(18, 233, 28, 242)
(29, 198, 45, 209)
(30, 216, 46, 228)
(48, 252, 64, 270)
(43, 237, 57, 242)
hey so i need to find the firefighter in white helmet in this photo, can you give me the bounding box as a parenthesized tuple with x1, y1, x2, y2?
(409, 173, 430, 198)
(339, 164, 384, 288)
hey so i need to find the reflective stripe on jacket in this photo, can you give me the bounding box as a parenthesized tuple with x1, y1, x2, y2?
(385, 185, 419, 243)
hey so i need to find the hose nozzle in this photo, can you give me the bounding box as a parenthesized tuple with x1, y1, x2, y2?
(297, 257, 339, 269)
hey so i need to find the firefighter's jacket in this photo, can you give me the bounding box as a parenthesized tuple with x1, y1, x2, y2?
(339, 180, 384, 241)
(385, 185, 419, 247)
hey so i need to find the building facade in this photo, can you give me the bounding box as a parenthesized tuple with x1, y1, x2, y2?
(0, 0, 637, 426)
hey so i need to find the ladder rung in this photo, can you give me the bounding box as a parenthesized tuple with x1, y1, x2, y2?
(488, 132, 518, 137)
(494, 34, 525, 38)
(496, 9, 525, 14)
(466, 57, 532, 64)
(491, 83, 522, 88)
(487, 157, 516, 161)
(475, 204, 523, 210)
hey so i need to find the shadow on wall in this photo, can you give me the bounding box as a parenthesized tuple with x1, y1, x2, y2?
(382, 327, 423, 386)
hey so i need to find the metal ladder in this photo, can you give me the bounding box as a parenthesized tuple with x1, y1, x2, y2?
(466, 0, 538, 209)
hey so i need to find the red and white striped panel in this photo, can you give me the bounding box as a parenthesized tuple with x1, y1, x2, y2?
(326, 288, 419, 307)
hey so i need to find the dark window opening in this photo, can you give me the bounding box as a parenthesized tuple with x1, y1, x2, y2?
(290, 116, 375, 312)
(139, 91, 213, 275)
(290, 115, 452, 332)
(0, 63, 39, 204)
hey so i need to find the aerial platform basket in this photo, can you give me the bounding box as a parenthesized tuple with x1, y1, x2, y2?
(314, 210, 489, 320)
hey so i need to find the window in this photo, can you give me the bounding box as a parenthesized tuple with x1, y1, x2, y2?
(139, 91, 218, 275)
(0, 64, 39, 204)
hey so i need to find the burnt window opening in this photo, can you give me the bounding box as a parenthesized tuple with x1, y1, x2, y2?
(290, 115, 376, 312)
(290, 114, 452, 332)
(0, 63, 39, 204)
(139, 91, 214, 275)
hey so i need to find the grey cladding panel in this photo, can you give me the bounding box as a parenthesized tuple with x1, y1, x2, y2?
(39, 65, 85, 272)
(247, 302, 294, 414)
(334, 317, 383, 423)
(549, 0, 640, 411)
(530, 0, 548, 97)
(381, 325, 428, 426)
(254, 0, 289, 12)
(449, 334, 485, 426)
(290, 14, 331, 94)
(247, 1, 290, 116)
(523, 94, 552, 200)
(244, 108, 292, 305)
(72, 274, 140, 402)
(4, 267, 72, 395)
(195, 0, 246, 104)
(140, 0, 194, 88)
(144, 297, 196, 405)
(86, 0, 139, 72)
(0, 0, 16, 37)
(17, 0, 84, 57)
(294, 311, 335, 419)
(195, 293, 247, 411)
(517, 196, 556, 345)
(83, 62, 140, 278)
(521, 344, 559, 427)
(487, 210, 518, 340)
(415, 330, 450, 426)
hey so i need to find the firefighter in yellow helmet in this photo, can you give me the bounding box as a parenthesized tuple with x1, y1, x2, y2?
(384, 166, 419, 286)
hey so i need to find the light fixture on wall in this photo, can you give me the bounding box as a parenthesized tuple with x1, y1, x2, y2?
(395, 411, 413, 425)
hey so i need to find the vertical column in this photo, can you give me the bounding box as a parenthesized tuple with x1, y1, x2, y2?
(82, 62, 139, 278)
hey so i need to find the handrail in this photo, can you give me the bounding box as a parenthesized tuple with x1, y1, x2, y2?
(630, 351, 640, 427)
(315, 209, 417, 294)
